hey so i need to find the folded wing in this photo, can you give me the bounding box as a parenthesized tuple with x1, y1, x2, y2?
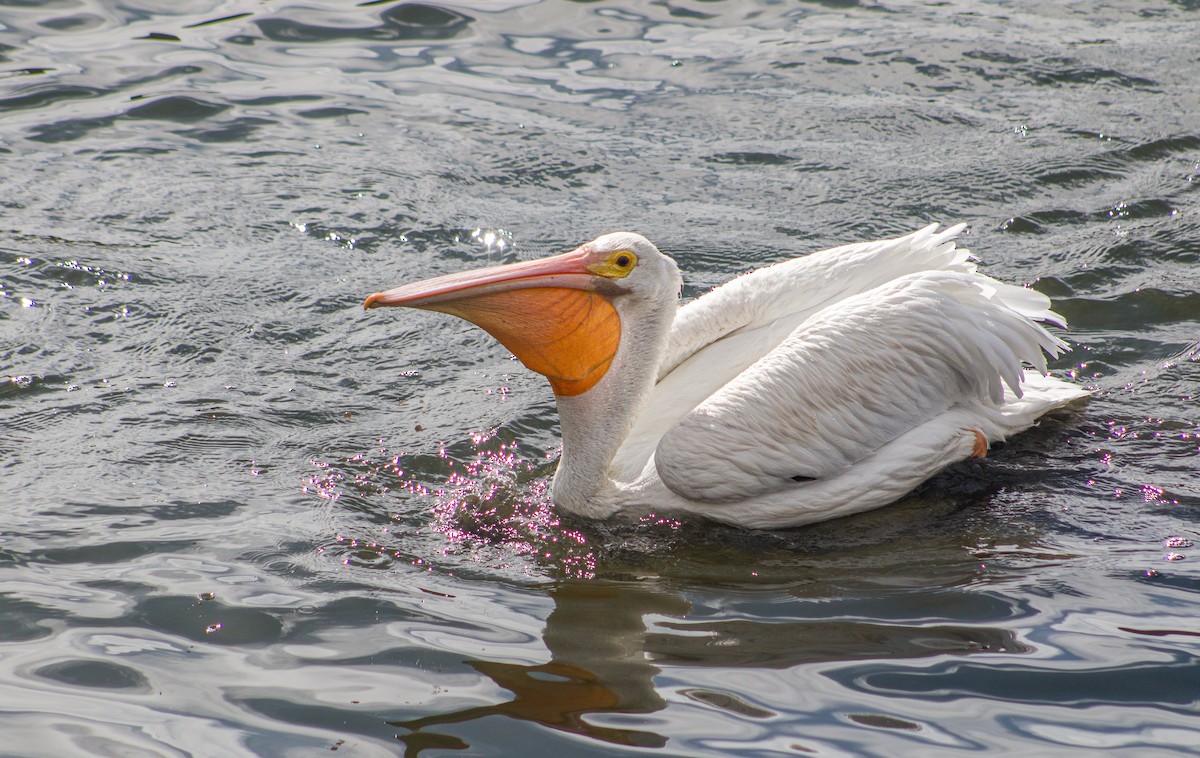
(653, 270, 1068, 503)
(610, 224, 977, 481)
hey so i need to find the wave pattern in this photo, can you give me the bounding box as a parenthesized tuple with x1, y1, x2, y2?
(1, 0, 1198, 755)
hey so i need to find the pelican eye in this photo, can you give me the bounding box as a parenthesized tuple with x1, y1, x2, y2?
(587, 249, 638, 279)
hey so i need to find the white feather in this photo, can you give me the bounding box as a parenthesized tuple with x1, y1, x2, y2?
(590, 225, 1088, 527)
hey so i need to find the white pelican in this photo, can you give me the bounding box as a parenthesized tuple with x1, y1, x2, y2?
(365, 225, 1087, 529)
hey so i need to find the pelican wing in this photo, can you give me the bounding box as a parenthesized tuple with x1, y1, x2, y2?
(652, 270, 1068, 503)
(658, 223, 974, 380)
(611, 224, 978, 481)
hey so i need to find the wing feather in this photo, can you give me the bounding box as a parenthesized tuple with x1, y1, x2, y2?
(653, 270, 1068, 503)
(609, 224, 978, 481)
(658, 223, 974, 380)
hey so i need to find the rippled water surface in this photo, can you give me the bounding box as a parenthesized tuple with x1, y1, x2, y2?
(3, 0, 1199, 755)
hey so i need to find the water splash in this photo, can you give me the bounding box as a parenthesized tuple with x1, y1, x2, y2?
(429, 431, 597, 579)
(305, 432, 597, 579)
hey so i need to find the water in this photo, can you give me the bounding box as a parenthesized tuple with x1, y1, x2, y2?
(2, 0, 1198, 754)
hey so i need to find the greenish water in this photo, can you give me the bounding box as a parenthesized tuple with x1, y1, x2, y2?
(2, 0, 1198, 755)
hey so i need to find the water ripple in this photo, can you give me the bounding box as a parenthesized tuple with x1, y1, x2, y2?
(2, 0, 1199, 755)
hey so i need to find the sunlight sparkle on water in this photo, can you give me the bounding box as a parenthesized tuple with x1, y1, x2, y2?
(304, 432, 596, 578)
(638, 512, 683, 530)
(468, 228, 513, 257)
(302, 459, 343, 501)
(430, 431, 597, 579)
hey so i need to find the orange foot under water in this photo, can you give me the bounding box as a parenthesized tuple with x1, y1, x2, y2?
(971, 429, 988, 458)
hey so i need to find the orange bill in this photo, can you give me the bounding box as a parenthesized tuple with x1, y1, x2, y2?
(365, 249, 621, 396)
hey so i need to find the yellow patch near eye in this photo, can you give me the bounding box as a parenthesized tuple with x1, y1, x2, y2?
(586, 250, 638, 279)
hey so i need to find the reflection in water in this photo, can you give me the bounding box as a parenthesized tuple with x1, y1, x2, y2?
(392, 582, 687, 752)
(396, 660, 664, 751)
(390, 575, 1033, 754)
(646, 618, 1031, 668)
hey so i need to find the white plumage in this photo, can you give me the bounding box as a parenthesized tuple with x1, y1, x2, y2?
(366, 224, 1088, 529)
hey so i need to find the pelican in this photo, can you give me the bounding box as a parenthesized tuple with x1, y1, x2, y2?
(365, 225, 1087, 529)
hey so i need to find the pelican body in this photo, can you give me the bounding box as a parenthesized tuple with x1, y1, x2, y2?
(365, 226, 1087, 529)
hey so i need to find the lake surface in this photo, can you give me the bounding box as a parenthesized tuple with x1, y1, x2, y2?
(2, 0, 1199, 754)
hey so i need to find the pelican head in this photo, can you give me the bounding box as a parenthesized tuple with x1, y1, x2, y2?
(365, 232, 682, 397)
